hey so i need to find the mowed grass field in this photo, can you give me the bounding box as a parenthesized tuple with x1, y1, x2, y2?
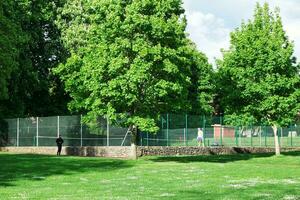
(1, 152, 300, 200)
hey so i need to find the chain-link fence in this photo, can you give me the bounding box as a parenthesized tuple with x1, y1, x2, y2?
(2, 114, 300, 147)
(4, 115, 131, 147)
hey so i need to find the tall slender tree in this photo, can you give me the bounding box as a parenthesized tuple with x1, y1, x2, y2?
(217, 3, 300, 155)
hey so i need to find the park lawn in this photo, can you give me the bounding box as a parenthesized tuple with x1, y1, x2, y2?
(0, 152, 300, 200)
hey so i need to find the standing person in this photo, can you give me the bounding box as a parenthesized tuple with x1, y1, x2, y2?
(56, 135, 64, 156)
(197, 128, 204, 147)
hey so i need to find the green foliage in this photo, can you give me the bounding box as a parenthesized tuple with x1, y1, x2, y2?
(186, 43, 214, 115)
(0, 0, 69, 118)
(0, 1, 24, 101)
(217, 3, 300, 127)
(55, 0, 213, 132)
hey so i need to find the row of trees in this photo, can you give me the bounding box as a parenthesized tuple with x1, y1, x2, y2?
(1, 1, 300, 155)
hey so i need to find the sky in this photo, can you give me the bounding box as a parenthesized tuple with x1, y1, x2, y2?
(183, 0, 300, 65)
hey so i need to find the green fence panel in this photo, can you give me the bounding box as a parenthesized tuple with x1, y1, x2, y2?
(5, 119, 17, 146)
(3, 114, 300, 148)
(19, 117, 37, 146)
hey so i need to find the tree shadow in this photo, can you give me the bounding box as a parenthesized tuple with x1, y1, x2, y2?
(148, 151, 300, 164)
(281, 151, 300, 156)
(0, 153, 134, 187)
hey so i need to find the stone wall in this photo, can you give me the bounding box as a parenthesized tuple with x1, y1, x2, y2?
(0, 146, 133, 158)
(138, 146, 300, 156)
(65, 146, 133, 158)
(1, 146, 300, 158)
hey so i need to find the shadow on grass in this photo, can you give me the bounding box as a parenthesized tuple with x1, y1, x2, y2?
(281, 151, 300, 156)
(0, 153, 134, 187)
(148, 151, 300, 164)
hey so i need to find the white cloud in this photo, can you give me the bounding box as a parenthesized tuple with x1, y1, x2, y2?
(273, 1, 300, 60)
(183, 0, 300, 64)
(184, 10, 230, 65)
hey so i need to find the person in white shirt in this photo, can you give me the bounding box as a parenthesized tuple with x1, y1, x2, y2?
(197, 128, 204, 147)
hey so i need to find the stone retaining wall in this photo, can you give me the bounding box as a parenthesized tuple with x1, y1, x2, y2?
(0, 146, 133, 158)
(138, 146, 300, 156)
(65, 146, 133, 158)
(1, 146, 300, 158)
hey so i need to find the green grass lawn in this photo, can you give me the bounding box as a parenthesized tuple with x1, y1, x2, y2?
(1, 152, 300, 200)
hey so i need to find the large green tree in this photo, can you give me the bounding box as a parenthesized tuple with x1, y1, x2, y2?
(0, 0, 69, 118)
(55, 0, 213, 158)
(20, 0, 69, 116)
(0, 1, 31, 118)
(186, 42, 214, 115)
(0, 1, 23, 102)
(217, 3, 300, 155)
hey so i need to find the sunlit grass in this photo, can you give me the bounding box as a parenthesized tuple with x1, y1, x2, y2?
(1, 152, 300, 199)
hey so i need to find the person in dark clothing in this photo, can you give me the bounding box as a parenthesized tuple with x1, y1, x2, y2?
(56, 135, 64, 156)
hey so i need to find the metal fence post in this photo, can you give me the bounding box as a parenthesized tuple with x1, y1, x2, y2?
(36, 117, 39, 147)
(107, 115, 109, 146)
(239, 127, 242, 146)
(220, 125, 223, 146)
(280, 127, 283, 147)
(57, 116, 60, 137)
(250, 125, 253, 147)
(185, 114, 188, 146)
(290, 126, 293, 147)
(17, 118, 19, 147)
(147, 132, 149, 146)
(161, 116, 164, 146)
(276, 128, 279, 148)
(259, 126, 262, 147)
(80, 115, 83, 147)
(161, 116, 164, 132)
(167, 114, 169, 146)
(183, 128, 186, 146)
(235, 127, 238, 146)
(265, 126, 267, 147)
(220, 115, 223, 146)
(203, 116, 206, 147)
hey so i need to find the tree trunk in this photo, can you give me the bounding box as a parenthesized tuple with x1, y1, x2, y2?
(272, 125, 281, 156)
(130, 125, 138, 160)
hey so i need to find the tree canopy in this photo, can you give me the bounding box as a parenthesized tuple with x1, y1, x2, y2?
(0, 1, 23, 101)
(0, 0, 69, 118)
(218, 3, 300, 127)
(217, 3, 300, 154)
(2, 1, 300, 154)
(55, 0, 213, 133)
